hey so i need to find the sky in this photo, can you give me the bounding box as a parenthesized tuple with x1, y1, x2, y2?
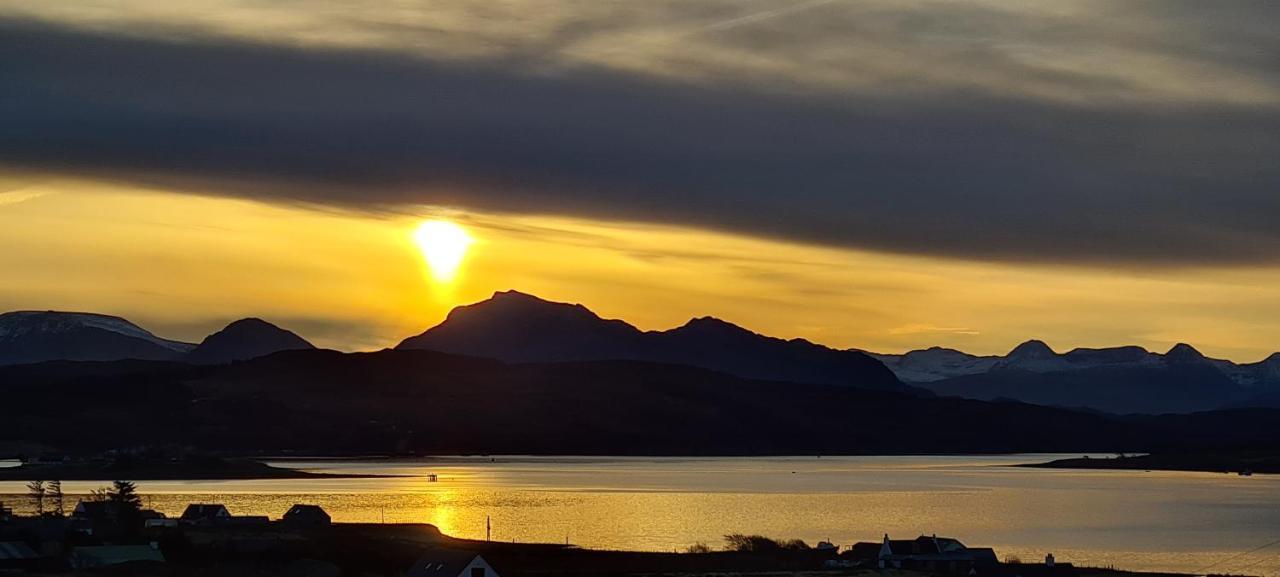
(1, 1, 1279, 360)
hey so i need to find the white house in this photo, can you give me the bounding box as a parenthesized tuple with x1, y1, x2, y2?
(407, 549, 499, 577)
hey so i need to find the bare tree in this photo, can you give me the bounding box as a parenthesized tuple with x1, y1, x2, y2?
(48, 480, 65, 517)
(26, 480, 46, 516)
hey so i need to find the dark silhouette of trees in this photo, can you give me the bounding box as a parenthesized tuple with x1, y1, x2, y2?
(25, 480, 45, 516)
(109, 480, 142, 512)
(723, 534, 811, 553)
(48, 480, 64, 517)
(685, 542, 712, 554)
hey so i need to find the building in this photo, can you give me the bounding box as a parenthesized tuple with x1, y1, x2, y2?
(849, 534, 998, 573)
(408, 549, 499, 577)
(282, 504, 331, 528)
(180, 504, 232, 526)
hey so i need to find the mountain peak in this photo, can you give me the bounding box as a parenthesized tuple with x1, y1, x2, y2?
(1164, 342, 1205, 361)
(187, 318, 314, 365)
(1007, 339, 1056, 359)
(490, 289, 546, 303)
(680, 316, 746, 332)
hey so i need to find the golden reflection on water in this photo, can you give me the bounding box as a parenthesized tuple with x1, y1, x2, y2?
(2, 456, 1277, 575)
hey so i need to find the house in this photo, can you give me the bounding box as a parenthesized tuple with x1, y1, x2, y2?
(72, 501, 118, 520)
(69, 544, 165, 569)
(407, 549, 499, 577)
(0, 501, 12, 522)
(849, 534, 998, 573)
(180, 504, 232, 526)
(282, 504, 331, 528)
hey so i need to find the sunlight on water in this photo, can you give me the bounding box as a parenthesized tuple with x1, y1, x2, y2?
(3, 455, 1277, 575)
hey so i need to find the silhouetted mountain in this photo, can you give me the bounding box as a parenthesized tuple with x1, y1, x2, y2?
(186, 318, 315, 365)
(926, 363, 1242, 415)
(0, 311, 193, 365)
(398, 290, 911, 394)
(1164, 342, 1208, 364)
(870, 339, 1280, 414)
(3, 349, 1279, 456)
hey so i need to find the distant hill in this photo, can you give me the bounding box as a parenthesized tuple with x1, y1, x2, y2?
(0, 311, 315, 367)
(397, 290, 912, 394)
(871, 341, 1272, 414)
(187, 318, 315, 365)
(0, 311, 193, 365)
(3, 349, 1279, 456)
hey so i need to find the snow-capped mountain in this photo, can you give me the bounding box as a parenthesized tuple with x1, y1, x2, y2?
(869, 340, 1278, 414)
(0, 311, 194, 365)
(0, 311, 317, 367)
(865, 347, 998, 382)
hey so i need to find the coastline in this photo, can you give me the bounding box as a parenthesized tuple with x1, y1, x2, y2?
(1021, 452, 1279, 475)
(0, 458, 392, 480)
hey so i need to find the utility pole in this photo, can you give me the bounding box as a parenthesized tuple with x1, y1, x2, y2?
(486, 515, 491, 542)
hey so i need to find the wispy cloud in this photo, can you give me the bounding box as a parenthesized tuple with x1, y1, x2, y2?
(889, 323, 981, 336)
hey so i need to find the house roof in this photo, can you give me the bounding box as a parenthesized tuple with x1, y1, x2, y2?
(848, 542, 882, 559)
(0, 542, 38, 560)
(408, 548, 485, 577)
(181, 504, 229, 519)
(73, 501, 120, 518)
(285, 504, 330, 518)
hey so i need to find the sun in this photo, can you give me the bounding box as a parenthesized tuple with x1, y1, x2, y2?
(413, 220, 473, 282)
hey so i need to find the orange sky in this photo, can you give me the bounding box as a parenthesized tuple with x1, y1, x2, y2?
(3, 176, 1278, 361)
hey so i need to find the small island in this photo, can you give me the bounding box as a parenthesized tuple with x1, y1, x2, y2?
(1023, 451, 1279, 475)
(0, 454, 382, 480)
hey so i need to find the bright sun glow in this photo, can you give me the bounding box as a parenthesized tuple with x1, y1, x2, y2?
(414, 220, 473, 282)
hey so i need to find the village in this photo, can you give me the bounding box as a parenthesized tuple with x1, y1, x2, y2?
(0, 483, 1190, 577)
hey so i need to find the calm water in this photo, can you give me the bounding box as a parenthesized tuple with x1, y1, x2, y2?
(3, 455, 1278, 575)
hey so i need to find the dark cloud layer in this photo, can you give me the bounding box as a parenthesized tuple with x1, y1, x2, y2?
(1, 18, 1278, 266)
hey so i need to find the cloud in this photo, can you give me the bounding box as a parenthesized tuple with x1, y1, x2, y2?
(888, 324, 980, 337)
(0, 2, 1278, 267)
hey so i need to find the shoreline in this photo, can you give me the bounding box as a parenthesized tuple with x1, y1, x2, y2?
(0, 458, 394, 480)
(1021, 452, 1278, 475)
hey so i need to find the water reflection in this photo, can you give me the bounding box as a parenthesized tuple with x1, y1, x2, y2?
(1, 455, 1276, 575)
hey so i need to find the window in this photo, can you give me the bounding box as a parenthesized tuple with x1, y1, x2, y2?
(470, 568, 485, 577)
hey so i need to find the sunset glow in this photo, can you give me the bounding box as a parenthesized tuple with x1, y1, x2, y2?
(414, 220, 473, 283)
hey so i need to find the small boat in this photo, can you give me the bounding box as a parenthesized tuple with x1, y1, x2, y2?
(1238, 470, 1253, 477)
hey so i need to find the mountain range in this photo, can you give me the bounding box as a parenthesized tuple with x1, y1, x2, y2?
(866, 340, 1280, 414)
(0, 311, 313, 366)
(395, 290, 910, 394)
(2, 291, 1278, 415)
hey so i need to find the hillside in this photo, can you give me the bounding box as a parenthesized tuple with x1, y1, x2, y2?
(2, 349, 1278, 456)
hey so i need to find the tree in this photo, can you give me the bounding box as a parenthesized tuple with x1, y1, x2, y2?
(108, 480, 142, 512)
(26, 480, 45, 516)
(48, 480, 65, 517)
(685, 542, 712, 554)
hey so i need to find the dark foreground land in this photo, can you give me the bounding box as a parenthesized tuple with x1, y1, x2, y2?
(0, 519, 1216, 577)
(4, 350, 1280, 456)
(0, 457, 380, 480)
(1026, 451, 1280, 475)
